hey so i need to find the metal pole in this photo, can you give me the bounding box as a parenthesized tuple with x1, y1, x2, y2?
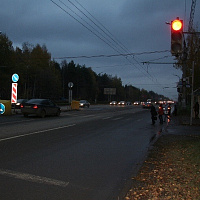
(182, 46, 187, 108)
(190, 61, 194, 125)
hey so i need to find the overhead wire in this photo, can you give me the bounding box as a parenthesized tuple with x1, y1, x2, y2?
(69, 0, 172, 85)
(63, 0, 155, 81)
(73, 0, 131, 54)
(58, 0, 123, 54)
(50, 0, 170, 89)
(53, 50, 170, 59)
(50, 0, 122, 53)
(50, 0, 155, 80)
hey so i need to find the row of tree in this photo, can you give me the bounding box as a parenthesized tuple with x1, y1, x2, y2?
(0, 33, 167, 103)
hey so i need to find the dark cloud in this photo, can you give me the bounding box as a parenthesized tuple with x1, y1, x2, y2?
(1, 0, 199, 99)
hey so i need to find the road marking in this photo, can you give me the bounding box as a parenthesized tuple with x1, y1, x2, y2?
(112, 117, 123, 121)
(0, 124, 76, 142)
(0, 169, 69, 187)
(103, 117, 112, 120)
(81, 114, 95, 118)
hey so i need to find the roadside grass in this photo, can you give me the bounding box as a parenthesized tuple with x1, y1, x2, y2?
(125, 135, 200, 200)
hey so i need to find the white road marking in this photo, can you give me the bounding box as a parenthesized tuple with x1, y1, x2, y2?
(0, 124, 76, 142)
(81, 114, 95, 118)
(103, 117, 112, 120)
(112, 117, 123, 121)
(0, 169, 69, 187)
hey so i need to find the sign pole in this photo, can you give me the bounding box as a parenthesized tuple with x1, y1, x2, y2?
(68, 82, 73, 104)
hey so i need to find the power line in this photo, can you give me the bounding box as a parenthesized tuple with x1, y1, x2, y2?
(58, 0, 123, 54)
(53, 50, 169, 59)
(50, 0, 122, 53)
(58, 0, 150, 80)
(72, 0, 130, 54)
(50, 0, 169, 87)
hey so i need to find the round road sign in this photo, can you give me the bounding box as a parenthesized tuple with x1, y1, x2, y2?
(12, 73, 19, 82)
(0, 103, 5, 115)
(68, 82, 74, 88)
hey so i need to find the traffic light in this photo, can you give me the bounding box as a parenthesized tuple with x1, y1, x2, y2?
(171, 18, 183, 55)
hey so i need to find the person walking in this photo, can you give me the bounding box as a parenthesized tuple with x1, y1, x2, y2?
(150, 104, 157, 125)
(158, 104, 164, 124)
(163, 103, 169, 122)
(194, 102, 199, 119)
(173, 103, 177, 116)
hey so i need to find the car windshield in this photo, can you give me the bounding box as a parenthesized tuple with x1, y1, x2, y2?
(80, 100, 86, 103)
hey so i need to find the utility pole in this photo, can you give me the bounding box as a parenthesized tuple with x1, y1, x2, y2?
(181, 41, 188, 108)
(190, 61, 195, 125)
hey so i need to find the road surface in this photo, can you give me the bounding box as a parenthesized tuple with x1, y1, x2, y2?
(0, 105, 162, 200)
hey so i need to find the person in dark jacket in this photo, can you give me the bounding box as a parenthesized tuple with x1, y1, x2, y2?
(158, 104, 164, 124)
(150, 104, 157, 125)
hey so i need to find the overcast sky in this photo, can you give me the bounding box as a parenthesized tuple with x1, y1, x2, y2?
(1, 0, 200, 100)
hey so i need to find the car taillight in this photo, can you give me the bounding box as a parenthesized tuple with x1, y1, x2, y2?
(33, 105, 38, 109)
(20, 104, 24, 108)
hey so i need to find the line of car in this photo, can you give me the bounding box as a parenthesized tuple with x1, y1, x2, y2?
(13, 98, 168, 118)
(109, 101, 141, 106)
(12, 99, 91, 118)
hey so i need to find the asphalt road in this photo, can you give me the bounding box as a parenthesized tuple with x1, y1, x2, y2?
(0, 105, 161, 200)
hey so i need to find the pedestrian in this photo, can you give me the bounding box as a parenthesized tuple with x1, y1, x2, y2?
(194, 102, 199, 119)
(168, 103, 171, 116)
(173, 103, 177, 116)
(163, 103, 168, 122)
(150, 104, 157, 125)
(158, 104, 164, 124)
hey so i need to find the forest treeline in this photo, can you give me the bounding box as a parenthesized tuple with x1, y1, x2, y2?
(0, 33, 166, 103)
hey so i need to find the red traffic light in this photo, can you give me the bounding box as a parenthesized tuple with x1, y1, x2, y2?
(171, 19, 183, 31)
(171, 18, 183, 55)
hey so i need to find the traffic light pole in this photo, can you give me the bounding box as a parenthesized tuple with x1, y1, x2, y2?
(181, 41, 187, 108)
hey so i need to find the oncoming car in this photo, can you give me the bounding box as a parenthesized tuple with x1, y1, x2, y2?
(21, 99, 61, 118)
(110, 101, 117, 105)
(118, 101, 126, 105)
(133, 101, 140, 105)
(79, 100, 90, 108)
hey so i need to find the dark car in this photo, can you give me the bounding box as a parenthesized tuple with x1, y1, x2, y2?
(21, 99, 61, 118)
(79, 100, 90, 108)
(12, 99, 28, 109)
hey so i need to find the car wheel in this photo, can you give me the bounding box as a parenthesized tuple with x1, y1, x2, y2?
(40, 110, 46, 118)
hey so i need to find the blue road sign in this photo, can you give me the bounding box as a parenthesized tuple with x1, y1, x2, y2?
(12, 73, 19, 82)
(0, 103, 5, 115)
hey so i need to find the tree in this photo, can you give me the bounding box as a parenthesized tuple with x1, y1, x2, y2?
(186, 30, 200, 92)
(0, 33, 14, 99)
